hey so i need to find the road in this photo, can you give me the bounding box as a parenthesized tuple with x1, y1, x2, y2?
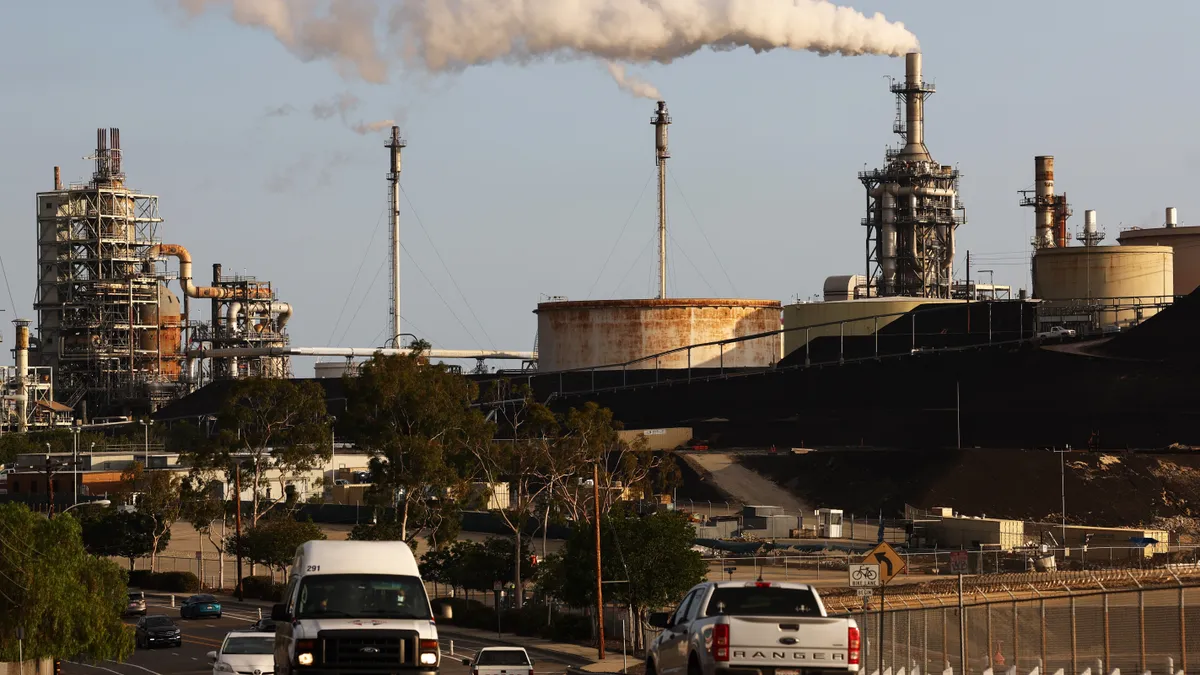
(64, 598, 578, 675)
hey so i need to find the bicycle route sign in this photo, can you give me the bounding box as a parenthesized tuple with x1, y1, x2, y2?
(848, 563, 880, 588)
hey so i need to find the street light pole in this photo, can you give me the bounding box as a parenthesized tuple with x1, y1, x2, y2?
(72, 428, 80, 506)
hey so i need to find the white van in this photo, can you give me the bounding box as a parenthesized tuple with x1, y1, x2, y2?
(272, 540, 451, 675)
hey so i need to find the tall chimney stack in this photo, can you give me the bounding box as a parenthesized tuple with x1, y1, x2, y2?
(1034, 156, 1055, 249)
(385, 127, 406, 344)
(652, 100, 672, 300)
(53, 166, 62, 190)
(14, 319, 29, 433)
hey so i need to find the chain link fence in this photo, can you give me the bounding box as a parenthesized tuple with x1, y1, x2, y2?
(833, 584, 1200, 675)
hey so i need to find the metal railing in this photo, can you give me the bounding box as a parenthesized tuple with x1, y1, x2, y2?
(539, 297, 1173, 398)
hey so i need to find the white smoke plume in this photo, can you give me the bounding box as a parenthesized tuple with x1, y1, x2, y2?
(605, 62, 661, 100)
(352, 119, 397, 135)
(311, 91, 362, 121)
(178, 0, 919, 83)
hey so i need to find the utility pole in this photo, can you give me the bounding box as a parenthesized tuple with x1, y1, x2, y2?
(234, 465, 244, 601)
(593, 463, 605, 660)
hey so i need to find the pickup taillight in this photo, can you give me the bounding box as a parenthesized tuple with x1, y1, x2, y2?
(848, 626, 861, 666)
(712, 623, 730, 662)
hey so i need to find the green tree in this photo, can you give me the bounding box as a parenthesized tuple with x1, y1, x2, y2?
(541, 509, 706, 651)
(80, 509, 160, 571)
(0, 503, 134, 662)
(342, 351, 493, 543)
(230, 516, 326, 580)
(115, 463, 182, 571)
(179, 378, 331, 527)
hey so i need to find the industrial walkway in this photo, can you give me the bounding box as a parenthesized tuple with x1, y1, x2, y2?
(683, 451, 810, 512)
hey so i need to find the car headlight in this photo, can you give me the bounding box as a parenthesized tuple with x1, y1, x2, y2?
(420, 652, 438, 666)
(215, 663, 235, 673)
(298, 653, 314, 666)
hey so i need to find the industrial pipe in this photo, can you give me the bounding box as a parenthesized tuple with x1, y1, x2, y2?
(149, 244, 272, 300)
(14, 321, 29, 433)
(904, 52, 924, 154)
(881, 190, 897, 291)
(186, 346, 536, 360)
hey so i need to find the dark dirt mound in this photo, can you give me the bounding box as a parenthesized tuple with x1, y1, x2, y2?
(739, 449, 1200, 527)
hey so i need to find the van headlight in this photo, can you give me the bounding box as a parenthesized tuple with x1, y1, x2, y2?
(298, 653, 314, 666)
(420, 652, 438, 666)
(419, 639, 439, 666)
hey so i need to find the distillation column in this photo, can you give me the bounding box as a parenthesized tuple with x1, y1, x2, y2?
(1034, 156, 1055, 249)
(652, 101, 672, 300)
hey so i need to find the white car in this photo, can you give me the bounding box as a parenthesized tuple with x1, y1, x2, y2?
(463, 647, 534, 675)
(209, 631, 276, 675)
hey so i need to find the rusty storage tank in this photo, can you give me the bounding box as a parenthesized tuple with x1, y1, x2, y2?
(1033, 245, 1173, 328)
(534, 298, 782, 372)
(139, 284, 183, 379)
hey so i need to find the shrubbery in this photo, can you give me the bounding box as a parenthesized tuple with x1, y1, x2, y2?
(239, 575, 286, 601)
(431, 598, 591, 642)
(126, 570, 200, 593)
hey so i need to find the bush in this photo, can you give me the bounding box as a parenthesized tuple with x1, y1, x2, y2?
(239, 575, 285, 601)
(155, 571, 201, 593)
(127, 570, 154, 589)
(432, 597, 496, 631)
(546, 613, 592, 643)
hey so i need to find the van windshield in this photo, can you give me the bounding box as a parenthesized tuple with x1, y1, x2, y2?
(296, 574, 431, 620)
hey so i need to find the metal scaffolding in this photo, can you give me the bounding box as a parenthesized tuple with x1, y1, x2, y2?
(861, 54, 966, 299)
(35, 129, 184, 416)
(185, 263, 292, 386)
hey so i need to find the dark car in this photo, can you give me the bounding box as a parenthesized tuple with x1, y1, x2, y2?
(180, 594, 222, 620)
(247, 618, 278, 632)
(135, 615, 181, 649)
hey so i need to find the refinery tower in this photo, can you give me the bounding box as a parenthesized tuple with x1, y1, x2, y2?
(859, 53, 966, 299)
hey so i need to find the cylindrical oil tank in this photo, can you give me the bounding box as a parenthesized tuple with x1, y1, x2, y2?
(139, 283, 183, 379)
(1118, 225, 1200, 294)
(782, 297, 962, 357)
(1033, 245, 1173, 327)
(315, 360, 361, 379)
(534, 298, 781, 372)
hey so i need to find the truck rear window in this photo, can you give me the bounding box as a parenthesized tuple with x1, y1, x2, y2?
(703, 587, 822, 617)
(477, 650, 530, 666)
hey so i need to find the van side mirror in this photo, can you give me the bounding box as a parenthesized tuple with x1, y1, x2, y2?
(271, 603, 291, 622)
(648, 612, 671, 629)
(438, 604, 453, 621)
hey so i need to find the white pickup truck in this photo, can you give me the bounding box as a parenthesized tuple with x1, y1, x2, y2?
(647, 581, 859, 675)
(1036, 326, 1077, 340)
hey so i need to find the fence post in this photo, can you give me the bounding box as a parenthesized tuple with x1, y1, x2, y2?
(1070, 593, 1077, 675)
(923, 604, 929, 675)
(1139, 589, 1146, 675)
(1103, 592, 1110, 673)
(891, 607, 897, 675)
(941, 605, 949, 674)
(1011, 599, 1018, 674)
(1039, 597, 1047, 674)
(1180, 585, 1188, 675)
(907, 609, 912, 675)
(986, 603, 992, 670)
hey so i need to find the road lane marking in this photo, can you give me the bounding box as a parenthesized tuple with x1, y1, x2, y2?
(106, 661, 165, 675)
(67, 661, 126, 675)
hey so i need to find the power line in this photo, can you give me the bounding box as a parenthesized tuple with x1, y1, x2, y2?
(399, 185, 495, 349)
(335, 253, 389, 347)
(611, 231, 658, 298)
(326, 205, 388, 346)
(587, 171, 654, 300)
(667, 166, 740, 296)
(401, 244, 484, 350)
(669, 232, 718, 296)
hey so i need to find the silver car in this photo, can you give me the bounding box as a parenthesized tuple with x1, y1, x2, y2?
(125, 590, 147, 617)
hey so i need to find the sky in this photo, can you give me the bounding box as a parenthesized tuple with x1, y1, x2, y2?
(1, 0, 1198, 374)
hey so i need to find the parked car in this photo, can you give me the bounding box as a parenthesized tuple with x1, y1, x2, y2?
(125, 590, 147, 617)
(135, 615, 182, 649)
(247, 618, 278, 633)
(181, 594, 223, 620)
(208, 631, 276, 675)
(463, 647, 534, 675)
(1036, 326, 1077, 340)
(647, 581, 859, 675)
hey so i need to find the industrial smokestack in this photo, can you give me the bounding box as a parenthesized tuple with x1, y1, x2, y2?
(385, 127, 406, 343)
(53, 166, 61, 190)
(904, 52, 924, 154)
(1084, 209, 1096, 234)
(1034, 156, 1055, 249)
(14, 320, 29, 433)
(652, 101, 671, 300)
(1166, 207, 1178, 228)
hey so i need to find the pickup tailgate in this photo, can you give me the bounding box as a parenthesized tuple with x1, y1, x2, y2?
(726, 616, 855, 672)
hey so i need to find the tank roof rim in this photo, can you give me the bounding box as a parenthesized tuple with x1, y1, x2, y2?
(535, 298, 781, 312)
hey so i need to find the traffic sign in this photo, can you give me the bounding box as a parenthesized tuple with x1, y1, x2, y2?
(848, 563, 880, 588)
(863, 542, 906, 584)
(949, 551, 968, 575)
(493, 581, 502, 591)
(856, 588, 874, 598)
